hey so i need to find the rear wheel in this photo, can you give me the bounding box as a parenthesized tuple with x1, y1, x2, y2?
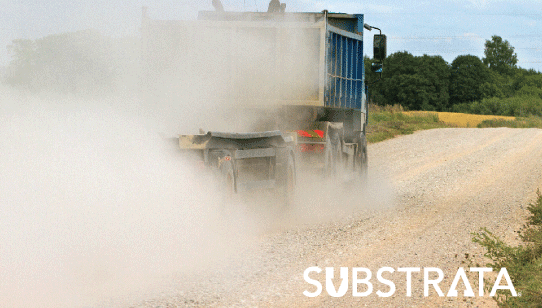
(281, 153, 296, 206)
(354, 134, 368, 183)
(221, 160, 236, 196)
(324, 136, 343, 178)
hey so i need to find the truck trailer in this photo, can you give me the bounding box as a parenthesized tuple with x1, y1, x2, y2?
(141, 6, 385, 199)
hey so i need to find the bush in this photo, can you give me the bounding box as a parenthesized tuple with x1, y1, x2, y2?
(477, 115, 542, 128)
(452, 95, 542, 117)
(472, 192, 542, 307)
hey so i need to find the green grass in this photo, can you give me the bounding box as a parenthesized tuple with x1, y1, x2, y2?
(477, 115, 542, 128)
(367, 104, 454, 143)
(472, 192, 542, 307)
(367, 104, 542, 144)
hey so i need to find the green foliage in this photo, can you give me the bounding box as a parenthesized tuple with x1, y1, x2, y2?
(364, 56, 386, 104)
(384, 51, 418, 76)
(516, 86, 542, 99)
(479, 69, 516, 99)
(472, 192, 542, 307)
(365, 41, 540, 114)
(449, 55, 489, 105)
(466, 68, 542, 117)
(477, 115, 542, 129)
(483, 35, 518, 76)
(367, 51, 450, 111)
(516, 75, 542, 98)
(418, 55, 451, 110)
(385, 73, 433, 110)
(365, 35, 539, 115)
(452, 95, 542, 117)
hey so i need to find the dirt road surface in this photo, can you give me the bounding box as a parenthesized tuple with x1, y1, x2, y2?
(135, 127, 542, 308)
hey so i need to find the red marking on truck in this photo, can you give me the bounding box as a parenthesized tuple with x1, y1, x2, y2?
(298, 144, 325, 153)
(314, 130, 324, 138)
(297, 130, 312, 137)
(297, 130, 325, 138)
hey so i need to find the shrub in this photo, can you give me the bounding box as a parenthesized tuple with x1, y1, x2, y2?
(477, 115, 542, 128)
(452, 95, 542, 117)
(472, 192, 542, 307)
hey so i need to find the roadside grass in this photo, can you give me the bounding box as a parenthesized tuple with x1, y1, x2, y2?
(367, 104, 454, 143)
(477, 115, 542, 128)
(472, 192, 542, 307)
(368, 105, 542, 144)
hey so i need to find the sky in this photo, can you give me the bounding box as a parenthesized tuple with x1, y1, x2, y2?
(1, 0, 541, 71)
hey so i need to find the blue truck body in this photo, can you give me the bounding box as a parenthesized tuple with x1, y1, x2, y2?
(141, 8, 370, 195)
(196, 11, 366, 115)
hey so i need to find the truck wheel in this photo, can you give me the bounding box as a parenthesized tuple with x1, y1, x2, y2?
(355, 134, 368, 182)
(336, 139, 345, 178)
(281, 153, 296, 206)
(324, 137, 342, 177)
(221, 160, 236, 195)
(324, 142, 333, 177)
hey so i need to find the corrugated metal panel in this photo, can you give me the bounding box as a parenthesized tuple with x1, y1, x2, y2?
(142, 11, 365, 111)
(325, 15, 364, 110)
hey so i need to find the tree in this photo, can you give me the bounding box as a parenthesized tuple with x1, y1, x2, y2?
(374, 51, 450, 111)
(517, 74, 542, 89)
(449, 55, 489, 106)
(364, 56, 386, 105)
(418, 55, 450, 110)
(516, 74, 542, 99)
(364, 51, 419, 106)
(383, 51, 418, 77)
(385, 73, 433, 110)
(479, 69, 518, 100)
(4, 30, 139, 95)
(5, 39, 36, 87)
(483, 35, 518, 75)
(379, 51, 420, 107)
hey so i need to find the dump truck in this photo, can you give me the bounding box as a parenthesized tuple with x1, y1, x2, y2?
(141, 6, 386, 198)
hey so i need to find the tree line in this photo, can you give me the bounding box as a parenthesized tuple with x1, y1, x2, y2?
(3, 31, 542, 117)
(3, 30, 139, 96)
(365, 35, 542, 117)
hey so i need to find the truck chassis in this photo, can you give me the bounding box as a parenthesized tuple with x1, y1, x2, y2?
(142, 8, 374, 199)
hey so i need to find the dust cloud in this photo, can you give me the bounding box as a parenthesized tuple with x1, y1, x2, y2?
(0, 87, 258, 307)
(141, 12, 322, 135)
(1, 7, 394, 308)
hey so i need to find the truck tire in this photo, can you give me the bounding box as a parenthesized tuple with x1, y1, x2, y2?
(221, 160, 236, 195)
(280, 153, 296, 206)
(284, 154, 296, 205)
(324, 136, 343, 177)
(324, 141, 333, 177)
(355, 134, 368, 182)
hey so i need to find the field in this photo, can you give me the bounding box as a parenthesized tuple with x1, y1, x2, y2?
(403, 110, 516, 128)
(367, 105, 542, 144)
(366, 105, 453, 143)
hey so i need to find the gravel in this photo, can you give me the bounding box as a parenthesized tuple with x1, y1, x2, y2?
(133, 127, 542, 308)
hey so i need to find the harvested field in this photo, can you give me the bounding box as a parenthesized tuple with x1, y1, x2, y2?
(404, 111, 516, 128)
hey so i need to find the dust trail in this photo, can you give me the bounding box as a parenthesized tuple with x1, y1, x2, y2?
(1, 7, 395, 307)
(276, 165, 395, 229)
(0, 87, 258, 308)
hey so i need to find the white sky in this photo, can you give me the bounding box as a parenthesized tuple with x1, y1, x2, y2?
(1, 0, 541, 71)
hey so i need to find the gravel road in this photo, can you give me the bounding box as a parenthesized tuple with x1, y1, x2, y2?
(134, 127, 542, 308)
